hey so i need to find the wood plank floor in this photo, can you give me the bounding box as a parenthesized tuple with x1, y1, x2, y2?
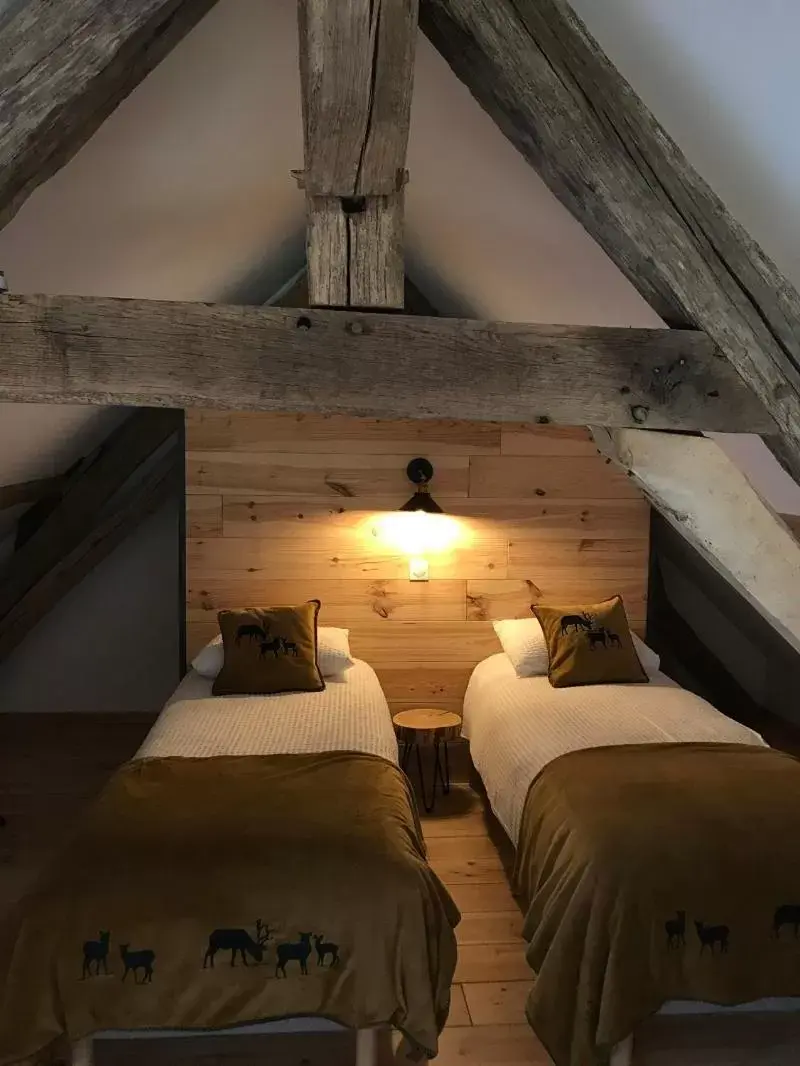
(2, 716, 800, 1065)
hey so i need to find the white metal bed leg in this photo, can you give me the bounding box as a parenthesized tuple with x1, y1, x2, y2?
(356, 1027, 378, 1066)
(610, 1033, 634, 1066)
(71, 1037, 94, 1066)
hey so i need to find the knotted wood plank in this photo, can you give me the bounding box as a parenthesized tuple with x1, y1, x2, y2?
(0, 294, 772, 432)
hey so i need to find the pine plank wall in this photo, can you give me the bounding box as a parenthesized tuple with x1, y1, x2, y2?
(186, 412, 650, 713)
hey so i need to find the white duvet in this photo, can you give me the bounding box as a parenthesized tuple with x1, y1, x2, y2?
(136, 658, 398, 764)
(463, 653, 766, 845)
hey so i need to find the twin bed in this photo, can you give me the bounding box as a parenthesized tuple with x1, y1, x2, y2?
(0, 658, 458, 1066)
(465, 650, 800, 1066)
(3, 628, 800, 1066)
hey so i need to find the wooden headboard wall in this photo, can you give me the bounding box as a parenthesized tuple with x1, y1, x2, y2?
(186, 412, 649, 713)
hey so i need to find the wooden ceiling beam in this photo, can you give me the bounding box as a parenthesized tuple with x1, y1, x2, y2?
(419, 0, 800, 459)
(592, 427, 800, 655)
(0, 0, 218, 233)
(298, 0, 418, 308)
(0, 432, 181, 664)
(0, 475, 65, 512)
(0, 293, 772, 432)
(0, 406, 180, 626)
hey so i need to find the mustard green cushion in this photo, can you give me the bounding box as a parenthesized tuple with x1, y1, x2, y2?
(532, 595, 648, 688)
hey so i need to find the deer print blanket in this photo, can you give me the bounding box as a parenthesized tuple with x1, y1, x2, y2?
(513, 742, 800, 1066)
(0, 752, 459, 1065)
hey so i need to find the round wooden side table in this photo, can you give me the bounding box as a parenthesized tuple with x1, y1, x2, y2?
(392, 708, 462, 813)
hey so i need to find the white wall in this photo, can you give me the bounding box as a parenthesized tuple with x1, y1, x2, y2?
(1, 0, 799, 710)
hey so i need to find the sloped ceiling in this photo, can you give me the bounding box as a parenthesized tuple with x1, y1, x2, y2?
(0, 0, 799, 500)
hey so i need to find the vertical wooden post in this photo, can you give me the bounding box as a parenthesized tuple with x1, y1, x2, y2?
(297, 0, 418, 309)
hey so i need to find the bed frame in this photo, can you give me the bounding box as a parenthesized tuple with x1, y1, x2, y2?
(72, 1025, 383, 1066)
(609, 999, 800, 1065)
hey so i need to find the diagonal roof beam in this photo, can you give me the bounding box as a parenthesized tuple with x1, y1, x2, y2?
(0, 0, 218, 233)
(592, 426, 800, 655)
(420, 0, 800, 461)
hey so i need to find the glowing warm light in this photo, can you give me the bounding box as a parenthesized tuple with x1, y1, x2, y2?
(371, 511, 465, 555)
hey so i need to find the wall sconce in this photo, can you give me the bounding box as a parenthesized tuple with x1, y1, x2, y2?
(399, 459, 442, 581)
(369, 459, 463, 581)
(399, 458, 443, 514)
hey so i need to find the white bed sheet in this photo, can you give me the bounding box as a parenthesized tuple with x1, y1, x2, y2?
(462, 653, 766, 845)
(136, 658, 398, 764)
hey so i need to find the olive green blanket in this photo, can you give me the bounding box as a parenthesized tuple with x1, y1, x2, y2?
(514, 743, 800, 1066)
(0, 752, 459, 1064)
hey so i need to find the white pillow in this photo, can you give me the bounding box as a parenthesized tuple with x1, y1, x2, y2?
(191, 626, 354, 680)
(632, 634, 660, 676)
(491, 617, 661, 680)
(492, 617, 549, 677)
(316, 627, 354, 678)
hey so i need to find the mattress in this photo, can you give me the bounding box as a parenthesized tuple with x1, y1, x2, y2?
(136, 658, 398, 764)
(462, 652, 766, 845)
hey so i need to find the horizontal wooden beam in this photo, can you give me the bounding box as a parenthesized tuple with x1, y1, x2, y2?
(0, 0, 218, 232)
(420, 0, 800, 460)
(0, 294, 773, 432)
(0, 475, 64, 511)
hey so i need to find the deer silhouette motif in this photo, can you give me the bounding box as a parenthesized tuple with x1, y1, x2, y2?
(282, 640, 299, 657)
(236, 623, 267, 645)
(120, 944, 155, 984)
(773, 904, 800, 939)
(606, 631, 621, 648)
(695, 920, 729, 954)
(255, 919, 272, 946)
(560, 613, 593, 635)
(204, 929, 264, 968)
(313, 934, 339, 967)
(276, 932, 313, 977)
(82, 931, 110, 978)
(259, 637, 284, 659)
(586, 627, 609, 650)
(664, 911, 686, 949)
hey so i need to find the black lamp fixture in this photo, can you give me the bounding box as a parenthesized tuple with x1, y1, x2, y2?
(399, 457, 443, 514)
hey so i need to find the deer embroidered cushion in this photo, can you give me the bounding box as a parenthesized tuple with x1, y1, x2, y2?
(212, 602, 325, 696)
(532, 596, 648, 688)
(193, 626, 353, 680)
(492, 617, 549, 677)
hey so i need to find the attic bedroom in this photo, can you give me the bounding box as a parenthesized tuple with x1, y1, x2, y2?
(2, 2, 800, 1066)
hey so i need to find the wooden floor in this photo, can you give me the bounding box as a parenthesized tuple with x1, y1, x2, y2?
(2, 716, 800, 1065)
